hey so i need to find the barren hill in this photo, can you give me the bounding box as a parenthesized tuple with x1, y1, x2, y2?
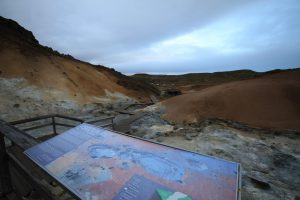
(132, 70, 261, 96)
(162, 69, 300, 130)
(0, 16, 158, 104)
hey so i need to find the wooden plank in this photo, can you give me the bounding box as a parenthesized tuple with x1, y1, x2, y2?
(51, 117, 56, 135)
(8, 146, 53, 183)
(93, 123, 112, 128)
(101, 123, 113, 128)
(0, 119, 78, 199)
(9, 115, 52, 125)
(55, 123, 76, 128)
(37, 134, 55, 142)
(7, 147, 79, 200)
(0, 135, 12, 196)
(7, 151, 59, 200)
(22, 123, 53, 132)
(10, 115, 83, 127)
(113, 112, 148, 133)
(54, 115, 84, 123)
(0, 119, 38, 150)
(9, 163, 33, 197)
(85, 116, 114, 124)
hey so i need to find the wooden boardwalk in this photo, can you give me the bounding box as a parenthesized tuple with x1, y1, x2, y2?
(113, 101, 155, 133)
(113, 112, 148, 133)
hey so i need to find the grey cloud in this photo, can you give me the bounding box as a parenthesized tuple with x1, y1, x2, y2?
(0, 0, 254, 52)
(0, 0, 299, 73)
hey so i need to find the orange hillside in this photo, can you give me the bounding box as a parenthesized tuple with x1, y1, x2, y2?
(162, 69, 300, 130)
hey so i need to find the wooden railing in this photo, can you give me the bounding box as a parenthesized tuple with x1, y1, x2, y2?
(84, 116, 115, 128)
(9, 114, 115, 136)
(0, 119, 78, 199)
(0, 114, 115, 198)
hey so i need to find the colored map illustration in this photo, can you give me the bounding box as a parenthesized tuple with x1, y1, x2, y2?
(25, 123, 239, 200)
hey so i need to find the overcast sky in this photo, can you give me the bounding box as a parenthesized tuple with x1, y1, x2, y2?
(1, 0, 300, 74)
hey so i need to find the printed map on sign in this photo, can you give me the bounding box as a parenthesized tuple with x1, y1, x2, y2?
(25, 123, 240, 200)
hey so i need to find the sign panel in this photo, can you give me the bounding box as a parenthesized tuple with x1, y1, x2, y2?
(25, 123, 240, 200)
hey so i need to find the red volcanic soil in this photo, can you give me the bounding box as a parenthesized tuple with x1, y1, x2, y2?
(162, 69, 300, 130)
(177, 84, 216, 94)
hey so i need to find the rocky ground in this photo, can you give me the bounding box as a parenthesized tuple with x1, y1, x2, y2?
(0, 77, 137, 122)
(1, 79, 299, 199)
(129, 104, 300, 200)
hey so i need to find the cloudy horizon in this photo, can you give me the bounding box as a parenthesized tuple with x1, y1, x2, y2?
(1, 0, 300, 74)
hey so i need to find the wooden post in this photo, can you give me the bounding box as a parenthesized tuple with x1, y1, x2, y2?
(0, 134, 12, 196)
(52, 116, 57, 135)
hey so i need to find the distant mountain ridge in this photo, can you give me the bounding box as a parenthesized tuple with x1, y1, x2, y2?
(132, 68, 299, 96)
(131, 69, 295, 86)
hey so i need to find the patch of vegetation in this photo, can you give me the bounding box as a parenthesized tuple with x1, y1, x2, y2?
(94, 65, 160, 97)
(164, 89, 182, 97)
(132, 69, 261, 88)
(132, 69, 262, 98)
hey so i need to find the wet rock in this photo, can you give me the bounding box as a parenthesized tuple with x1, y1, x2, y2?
(256, 163, 270, 174)
(185, 134, 193, 140)
(129, 126, 146, 137)
(272, 152, 296, 168)
(156, 132, 164, 137)
(13, 103, 20, 108)
(249, 177, 271, 190)
(156, 137, 164, 143)
(143, 133, 157, 140)
(164, 131, 173, 136)
(188, 132, 198, 137)
(173, 125, 179, 130)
